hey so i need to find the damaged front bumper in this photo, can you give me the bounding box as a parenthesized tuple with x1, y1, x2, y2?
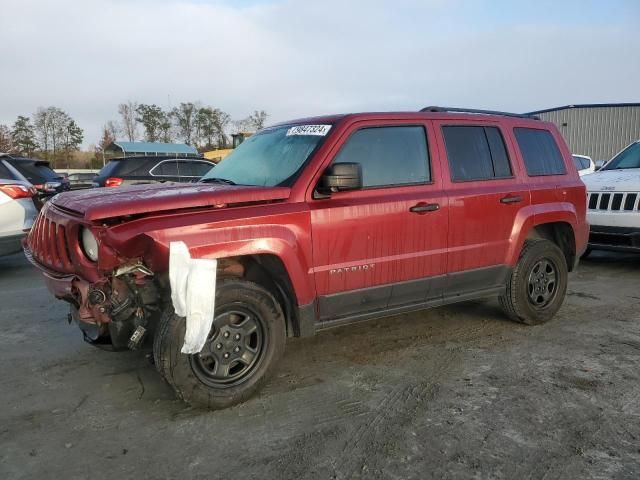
(25, 248, 162, 351)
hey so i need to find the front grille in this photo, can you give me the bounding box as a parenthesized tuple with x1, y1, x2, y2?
(27, 211, 75, 274)
(587, 192, 640, 212)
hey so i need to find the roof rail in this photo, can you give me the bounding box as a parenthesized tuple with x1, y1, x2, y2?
(420, 106, 540, 120)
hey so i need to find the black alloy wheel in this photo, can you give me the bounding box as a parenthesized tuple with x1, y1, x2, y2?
(190, 308, 265, 387)
(526, 258, 559, 308)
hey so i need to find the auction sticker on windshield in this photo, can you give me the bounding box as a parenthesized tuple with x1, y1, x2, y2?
(286, 125, 332, 136)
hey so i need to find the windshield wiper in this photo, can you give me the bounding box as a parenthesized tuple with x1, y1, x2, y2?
(200, 177, 237, 185)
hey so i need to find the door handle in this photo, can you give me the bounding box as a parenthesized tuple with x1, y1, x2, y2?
(409, 202, 440, 214)
(500, 194, 523, 204)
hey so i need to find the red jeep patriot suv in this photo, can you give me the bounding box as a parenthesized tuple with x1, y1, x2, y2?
(25, 107, 588, 409)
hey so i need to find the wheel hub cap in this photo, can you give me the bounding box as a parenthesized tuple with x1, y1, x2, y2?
(190, 309, 264, 386)
(527, 258, 558, 308)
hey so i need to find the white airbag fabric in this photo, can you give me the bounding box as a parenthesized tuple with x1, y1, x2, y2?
(169, 241, 217, 354)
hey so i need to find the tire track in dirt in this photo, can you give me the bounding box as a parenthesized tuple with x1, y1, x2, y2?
(328, 351, 459, 480)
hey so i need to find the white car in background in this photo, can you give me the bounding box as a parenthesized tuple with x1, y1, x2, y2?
(581, 140, 640, 255)
(0, 156, 39, 257)
(572, 154, 596, 176)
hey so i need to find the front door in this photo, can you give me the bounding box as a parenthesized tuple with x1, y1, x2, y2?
(309, 121, 449, 322)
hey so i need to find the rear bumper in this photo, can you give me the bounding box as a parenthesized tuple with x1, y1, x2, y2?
(588, 225, 640, 253)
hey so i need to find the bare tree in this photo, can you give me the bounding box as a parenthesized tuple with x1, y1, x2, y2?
(118, 101, 138, 142)
(234, 110, 268, 134)
(0, 125, 12, 153)
(105, 120, 120, 141)
(248, 110, 268, 130)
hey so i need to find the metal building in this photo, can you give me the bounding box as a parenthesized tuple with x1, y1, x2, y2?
(527, 103, 640, 162)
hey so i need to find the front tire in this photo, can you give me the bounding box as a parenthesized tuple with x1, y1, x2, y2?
(154, 278, 286, 409)
(500, 239, 568, 325)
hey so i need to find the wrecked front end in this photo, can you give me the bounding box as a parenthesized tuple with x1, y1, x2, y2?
(23, 202, 167, 351)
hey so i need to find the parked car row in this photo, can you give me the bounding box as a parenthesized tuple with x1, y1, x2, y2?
(0, 156, 38, 257)
(92, 155, 215, 187)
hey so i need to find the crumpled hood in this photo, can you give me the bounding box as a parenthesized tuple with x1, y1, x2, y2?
(51, 182, 291, 221)
(582, 168, 640, 192)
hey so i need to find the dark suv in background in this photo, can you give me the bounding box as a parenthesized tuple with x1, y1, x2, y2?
(2, 155, 70, 197)
(92, 156, 215, 187)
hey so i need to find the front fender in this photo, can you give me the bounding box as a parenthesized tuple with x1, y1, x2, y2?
(150, 222, 315, 306)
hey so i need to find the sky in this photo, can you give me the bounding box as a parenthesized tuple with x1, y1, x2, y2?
(1, 0, 639, 148)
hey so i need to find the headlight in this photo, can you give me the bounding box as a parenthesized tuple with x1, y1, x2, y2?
(81, 227, 99, 261)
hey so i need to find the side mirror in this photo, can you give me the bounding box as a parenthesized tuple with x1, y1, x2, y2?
(320, 162, 362, 192)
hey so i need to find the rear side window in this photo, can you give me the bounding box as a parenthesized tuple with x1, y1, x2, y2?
(9, 161, 59, 183)
(153, 160, 179, 176)
(332, 126, 430, 187)
(101, 159, 157, 177)
(514, 128, 566, 176)
(0, 161, 15, 180)
(442, 126, 512, 182)
(179, 161, 214, 177)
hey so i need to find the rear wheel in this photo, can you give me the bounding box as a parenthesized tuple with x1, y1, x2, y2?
(154, 278, 286, 409)
(500, 239, 568, 325)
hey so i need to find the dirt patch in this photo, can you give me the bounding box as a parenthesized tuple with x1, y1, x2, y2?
(0, 251, 639, 479)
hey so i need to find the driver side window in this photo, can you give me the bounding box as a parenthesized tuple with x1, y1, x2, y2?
(332, 126, 430, 188)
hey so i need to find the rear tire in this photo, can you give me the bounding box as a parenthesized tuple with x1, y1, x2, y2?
(154, 278, 286, 409)
(500, 239, 568, 325)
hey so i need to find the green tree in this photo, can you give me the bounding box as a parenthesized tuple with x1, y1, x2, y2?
(61, 120, 84, 164)
(136, 104, 168, 142)
(193, 107, 231, 149)
(172, 102, 199, 145)
(11, 116, 38, 156)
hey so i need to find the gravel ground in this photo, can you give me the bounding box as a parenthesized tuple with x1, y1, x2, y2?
(0, 251, 639, 480)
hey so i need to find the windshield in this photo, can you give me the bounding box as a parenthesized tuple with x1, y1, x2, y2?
(201, 124, 332, 187)
(602, 142, 640, 170)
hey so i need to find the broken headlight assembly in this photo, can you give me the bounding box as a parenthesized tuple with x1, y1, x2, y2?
(80, 227, 99, 261)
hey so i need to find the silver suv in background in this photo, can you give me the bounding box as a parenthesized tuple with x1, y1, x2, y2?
(0, 156, 38, 257)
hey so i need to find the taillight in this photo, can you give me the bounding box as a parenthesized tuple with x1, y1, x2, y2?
(0, 184, 35, 199)
(105, 177, 123, 188)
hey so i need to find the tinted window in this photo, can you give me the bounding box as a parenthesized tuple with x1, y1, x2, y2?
(8, 160, 60, 183)
(572, 155, 589, 170)
(443, 126, 512, 181)
(100, 158, 157, 177)
(514, 128, 566, 176)
(180, 161, 213, 177)
(0, 161, 15, 180)
(332, 126, 430, 187)
(154, 161, 179, 176)
(602, 142, 640, 170)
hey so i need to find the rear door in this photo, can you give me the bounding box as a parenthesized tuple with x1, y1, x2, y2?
(433, 120, 530, 296)
(309, 120, 449, 322)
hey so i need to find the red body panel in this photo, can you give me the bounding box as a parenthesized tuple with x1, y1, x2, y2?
(26, 111, 588, 323)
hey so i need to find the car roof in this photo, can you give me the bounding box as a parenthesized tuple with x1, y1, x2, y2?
(109, 155, 207, 161)
(3, 155, 52, 167)
(270, 110, 545, 129)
